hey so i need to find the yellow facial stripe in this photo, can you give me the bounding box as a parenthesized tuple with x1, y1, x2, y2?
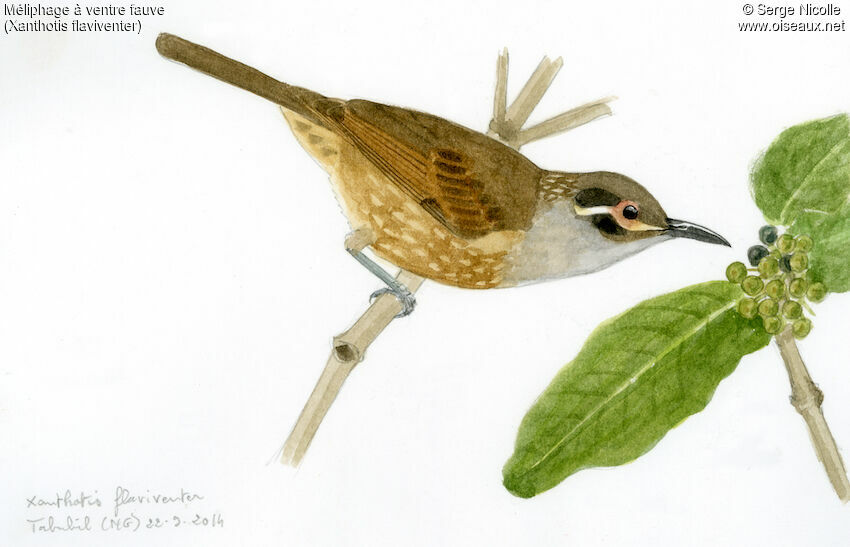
(574, 203, 664, 232)
(574, 204, 613, 216)
(628, 221, 666, 232)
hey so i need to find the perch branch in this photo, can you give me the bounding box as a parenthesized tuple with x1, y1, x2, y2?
(281, 269, 425, 466)
(282, 48, 615, 466)
(775, 326, 850, 502)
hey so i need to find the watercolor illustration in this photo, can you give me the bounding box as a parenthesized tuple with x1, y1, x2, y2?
(156, 34, 727, 299)
(155, 34, 850, 504)
(155, 33, 728, 463)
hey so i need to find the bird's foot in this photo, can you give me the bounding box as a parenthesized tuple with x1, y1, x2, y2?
(370, 286, 416, 318)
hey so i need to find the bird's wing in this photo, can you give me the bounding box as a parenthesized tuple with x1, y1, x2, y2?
(314, 99, 542, 239)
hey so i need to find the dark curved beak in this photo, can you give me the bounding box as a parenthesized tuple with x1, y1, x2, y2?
(665, 218, 731, 247)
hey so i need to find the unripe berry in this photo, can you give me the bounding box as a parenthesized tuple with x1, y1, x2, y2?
(758, 257, 780, 278)
(765, 279, 786, 299)
(726, 261, 748, 283)
(748, 245, 770, 266)
(789, 277, 808, 298)
(758, 298, 779, 317)
(795, 234, 813, 252)
(741, 276, 764, 296)
(777, 233, 796, 253)
(807, 282, 827, 302)
(737, 298, 758, 319)
(759, 225, 779, 245)
(793, 318, 812, 339)
(789, 252, 808, 272)
(762, 315, 784, 334)
(782, 300, 803, 320)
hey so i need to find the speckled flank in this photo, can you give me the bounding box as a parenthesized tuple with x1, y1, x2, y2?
(282, 109, 522, 289)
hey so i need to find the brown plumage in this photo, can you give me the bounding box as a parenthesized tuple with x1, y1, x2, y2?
(156, 34, 729, 290)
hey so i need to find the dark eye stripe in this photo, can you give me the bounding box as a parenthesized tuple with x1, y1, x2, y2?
(593, 215, 625, 236)
(575, 188, 620, 207)
(623, 205, 639, 219)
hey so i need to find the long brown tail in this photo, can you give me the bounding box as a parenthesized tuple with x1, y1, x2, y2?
(155, 33, 327, 123)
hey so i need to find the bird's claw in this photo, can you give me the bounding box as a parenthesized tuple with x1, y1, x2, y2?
(370, 287, 416, 318)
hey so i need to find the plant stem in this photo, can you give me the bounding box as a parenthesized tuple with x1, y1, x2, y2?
(489, 48, 509, 137)
(503, 55, 562, 135)
(513, 97, 613, 148)
(280, 269, 425, 466)
(775, 326, 850, 502)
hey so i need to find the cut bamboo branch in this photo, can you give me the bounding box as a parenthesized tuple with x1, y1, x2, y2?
(775, 326, 850, 502)
(488, 53, 613, 148)
(282, 48, 615, 466)
(281, 269, 424, 466)
(514, 97, 615, 148)
(489, 48, 509, 138)
(503, 56, 563, 133)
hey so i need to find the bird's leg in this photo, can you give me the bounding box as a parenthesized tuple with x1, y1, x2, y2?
(345, 228, 416, 317)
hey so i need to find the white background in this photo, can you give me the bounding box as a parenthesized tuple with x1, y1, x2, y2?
(2, 0, 850, 545)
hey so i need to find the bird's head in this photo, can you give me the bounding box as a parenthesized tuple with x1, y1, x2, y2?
(571, 171, 730, 248)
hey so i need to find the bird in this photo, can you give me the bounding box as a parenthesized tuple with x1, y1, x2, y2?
(155, 33, 729, 316)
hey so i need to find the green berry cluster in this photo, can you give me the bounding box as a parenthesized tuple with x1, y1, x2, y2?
(726, 225, 827, 339)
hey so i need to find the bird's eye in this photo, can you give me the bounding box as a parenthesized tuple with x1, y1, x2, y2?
(623, 205, 639, 220)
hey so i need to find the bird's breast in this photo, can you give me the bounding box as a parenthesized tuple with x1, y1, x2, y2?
(500, 200, 653, 286)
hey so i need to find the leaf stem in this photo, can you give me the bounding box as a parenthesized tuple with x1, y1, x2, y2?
(774, 326, 850, 502)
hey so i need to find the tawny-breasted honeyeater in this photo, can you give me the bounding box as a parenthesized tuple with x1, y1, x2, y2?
(156, 34, 729, 316)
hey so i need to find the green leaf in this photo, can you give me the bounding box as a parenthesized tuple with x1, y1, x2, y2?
(789, 202, 850, 292)
(503, 281, 770, 498)
(751, 114, 850, 226)
(749, 114, 850, 292)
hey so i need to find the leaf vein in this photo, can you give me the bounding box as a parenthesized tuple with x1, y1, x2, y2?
(638, 305, 707, 319)
(519, 297, 737, 476)
(779, 137, 849, 223)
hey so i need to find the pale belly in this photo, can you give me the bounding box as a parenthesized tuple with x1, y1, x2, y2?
(281, 109, 524, 289)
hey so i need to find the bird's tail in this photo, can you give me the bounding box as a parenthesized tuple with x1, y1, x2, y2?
(155, 33, 328, 124)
